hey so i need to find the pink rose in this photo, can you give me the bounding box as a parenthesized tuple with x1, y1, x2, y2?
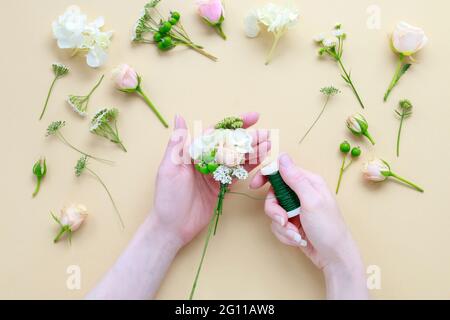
(112, 64, 139, 90)
(198, 0, 224, 24)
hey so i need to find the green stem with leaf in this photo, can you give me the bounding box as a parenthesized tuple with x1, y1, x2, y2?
(337, 59, 365, 109)
(384, 55, 411, 102)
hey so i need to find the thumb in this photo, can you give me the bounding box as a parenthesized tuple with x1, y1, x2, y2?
(162, 115, 188, 166)
(278, 154, 317, 204)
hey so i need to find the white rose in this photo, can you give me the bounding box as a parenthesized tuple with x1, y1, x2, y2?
(52, 6, 87, 49)
(224, 129, 253, 154)
(60, 204, 88, 232)
(215, 144, 246, 167)
(362, 159, 390, 182)
(392, 21, 428, 56)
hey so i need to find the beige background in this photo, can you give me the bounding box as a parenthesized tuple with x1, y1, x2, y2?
(1, 0, 449, 299)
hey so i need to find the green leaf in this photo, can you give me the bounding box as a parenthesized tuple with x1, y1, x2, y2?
(396, 63, 412, 81)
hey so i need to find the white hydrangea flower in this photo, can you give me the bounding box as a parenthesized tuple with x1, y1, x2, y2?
(256, 3, 299, 34)
(244, 3, 299, 64)
(213, 165, 233, 185)
(52, 7, 113, 68)
(244, 11, 260, 38)
(52, 6, 86, 49)
(232, 167, 248, 180)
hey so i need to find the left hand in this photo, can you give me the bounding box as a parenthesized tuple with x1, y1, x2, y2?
(151, 113, 270, 247)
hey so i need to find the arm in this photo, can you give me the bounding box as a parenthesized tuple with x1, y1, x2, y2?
(86, 215, 182, 300)
(251, 153, 369, 300)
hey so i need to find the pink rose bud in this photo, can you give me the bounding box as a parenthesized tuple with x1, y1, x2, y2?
(198, 0, 224, 24)
(112, 64, 139, 90)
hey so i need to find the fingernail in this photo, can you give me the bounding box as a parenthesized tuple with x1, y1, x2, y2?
(279, 154, 294, 168)
(286, 230, 303, 245)
(273, 215, 285, 226)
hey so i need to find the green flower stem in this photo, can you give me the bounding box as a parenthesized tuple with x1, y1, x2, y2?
(189, 206, 217, 300)
(88, 75, 104, 97)
(299, 96, 330, 144)
(189, 184, 227, 300)
(32, 178, 42, 198)
(389, 172, 424, 193)
(184, 42, 218, 61)
(336, 156, 347, 194)
(337, 58, 365, 109)
(213, 184, 227, 235)
(86, 167, 125, 229)
(54, 226, 70, 243)
(215, 24, 226, 40)
(40, 77, 58, 120)
(266, 33, 282, 65)
(56, 133, 114, 164)
(384, 55, 404, 102)
(136, 87, 169, 128)
(396, 111, 405, 157)
(100, 122, 127, 153)
(364, 131, 376, 146)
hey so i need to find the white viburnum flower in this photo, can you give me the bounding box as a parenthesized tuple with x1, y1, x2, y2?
(52, 6, 87, 49)
(244, 3, 299, 64)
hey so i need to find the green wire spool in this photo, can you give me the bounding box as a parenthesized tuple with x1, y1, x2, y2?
(262, 161, 301, 218)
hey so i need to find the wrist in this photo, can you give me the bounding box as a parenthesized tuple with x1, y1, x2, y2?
(322, 235, 369, 300)
(145, 213, 185, 253)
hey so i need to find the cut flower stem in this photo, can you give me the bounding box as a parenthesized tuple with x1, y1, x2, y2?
(136, 87, 169, 128)
(388, 172, 424, 193)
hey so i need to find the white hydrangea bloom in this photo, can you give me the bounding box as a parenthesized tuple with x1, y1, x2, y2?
(52, 7, 113, 68)
(256, 3, 299, 34)
(244, 11, 260, 38)
(244, 3, 298, 37)
(52, 6, 87, 49)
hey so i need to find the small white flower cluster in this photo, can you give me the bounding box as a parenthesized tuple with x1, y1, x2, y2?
(52, 6, 113, 68)
(244, 3, 299, 38)
(67, 95, 88, 117)
(314, 24, 346, 48)
(213, 165, 248, 185)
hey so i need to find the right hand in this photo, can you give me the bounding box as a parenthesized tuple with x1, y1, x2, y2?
(250, 153, 362, 271)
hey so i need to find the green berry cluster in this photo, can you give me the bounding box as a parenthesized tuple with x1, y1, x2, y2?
(339, 141, 361, 158)
(195, 152, 219, 175)
(215, 117, 244, 130)
(154, 11, 180, 51)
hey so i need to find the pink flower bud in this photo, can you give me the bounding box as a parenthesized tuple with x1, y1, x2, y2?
(60, 204, 88, 231)
(197, 0, 224, 24)
(112, 64, 139, 90)
(362, 159, 390, 182)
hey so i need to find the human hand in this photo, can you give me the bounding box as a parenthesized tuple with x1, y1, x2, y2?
(250, 154, 368, 299)
(151, 113, 270, 248)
